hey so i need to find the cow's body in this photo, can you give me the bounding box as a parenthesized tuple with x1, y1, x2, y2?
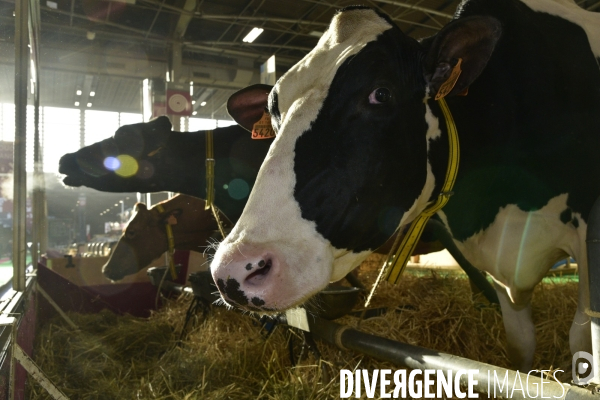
(58, 117, 272, 222)
(211, 0, 600, 369)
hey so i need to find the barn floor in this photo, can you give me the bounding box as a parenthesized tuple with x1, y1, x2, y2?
(27, 254, 578, 399)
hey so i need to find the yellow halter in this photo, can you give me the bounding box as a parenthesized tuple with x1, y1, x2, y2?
(204, 129, 228, 238)
(365, 97, 460, 306)
(155, 203, 177, 280)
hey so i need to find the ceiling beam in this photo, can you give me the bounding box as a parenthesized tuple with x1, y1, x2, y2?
(174, 0, 198, 38)
(198, 41, 313, 52)
(201, 14, 328, 26)
(40, 5, 166, 39)
(298, 0, 453, 19)
(588, 0, 600, 10)
(369, 0, 454, 18)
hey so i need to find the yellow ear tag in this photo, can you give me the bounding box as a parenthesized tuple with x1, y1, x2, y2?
(251, 111, 276, 139)
(435, 58, 463, 101)
(166, 215, 177, 225)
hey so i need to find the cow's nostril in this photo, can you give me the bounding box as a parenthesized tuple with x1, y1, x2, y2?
(246, 259, 272, 282)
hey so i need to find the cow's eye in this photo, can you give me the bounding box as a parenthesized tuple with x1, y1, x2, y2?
(125, 230, 135, 239)
(369, 88, 391, 104)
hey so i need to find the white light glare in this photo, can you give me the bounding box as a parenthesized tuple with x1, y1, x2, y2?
(200, 101, 206, 107)
(76, 90, 82, 96)
(74, 101, 80, 106)
(87, 102, 92, 107)
(243, 27, 264, 43)
(90, 91, 95, 96)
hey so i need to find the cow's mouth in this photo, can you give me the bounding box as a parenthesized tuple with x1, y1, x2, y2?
(62, 175, 83, 187)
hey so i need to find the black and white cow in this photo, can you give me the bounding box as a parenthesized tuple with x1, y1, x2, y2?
(211, 0, 600, 370)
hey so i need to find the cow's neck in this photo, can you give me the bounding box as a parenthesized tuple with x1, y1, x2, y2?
(159, 131, 204, 197)
(436, 0, 600, 241)
(209, 126, 273, 223)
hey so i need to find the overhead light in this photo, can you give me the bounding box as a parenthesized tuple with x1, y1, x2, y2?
(87, 102, 92, 107)
(47, 1, 57, 9)
(243, 27, 264, 43)
(90, 91, 95, 97)
(192, 111, 197, 116)
(200, 101, 206, 107)
(309, 31, 323, 37)
(192, 100, 196, 105)
(76, 90, 82, 96)
(74, 101, 80, 106)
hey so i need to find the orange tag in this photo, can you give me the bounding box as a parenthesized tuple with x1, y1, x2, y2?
(251, 111, 276, 139)
(166, 215, 177, 225)
(435, 58, 463, 101)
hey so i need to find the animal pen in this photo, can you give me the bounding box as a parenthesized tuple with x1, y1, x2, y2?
(2, 0, 600, 399)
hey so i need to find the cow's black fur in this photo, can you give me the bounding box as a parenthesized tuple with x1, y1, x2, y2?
(58, 116, 272, 221)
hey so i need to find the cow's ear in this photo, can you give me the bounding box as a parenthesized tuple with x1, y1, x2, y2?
(150, 116, 172, 130)
(134, 203, 147, 212)
(423, 16, 502, 99)
(227, 84, 273, 132)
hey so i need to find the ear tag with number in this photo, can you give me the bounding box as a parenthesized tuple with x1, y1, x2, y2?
(435, 58, 463, 100)
(251, 111, 276, 139)
(166, 215, 177, 225)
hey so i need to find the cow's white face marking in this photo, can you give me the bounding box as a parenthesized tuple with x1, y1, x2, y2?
(211, 10, 397, 310)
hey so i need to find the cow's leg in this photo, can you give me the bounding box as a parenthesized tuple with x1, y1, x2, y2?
(494, 283, 535, 371)
(570, 250, 592, 356)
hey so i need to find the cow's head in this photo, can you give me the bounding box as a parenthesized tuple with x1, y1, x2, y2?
(211, 7, 501, 311)
(59, 116, 175, 193)
(102, 202, 183, 281)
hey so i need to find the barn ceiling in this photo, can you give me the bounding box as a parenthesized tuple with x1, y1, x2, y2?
(0, 0, 599, 119)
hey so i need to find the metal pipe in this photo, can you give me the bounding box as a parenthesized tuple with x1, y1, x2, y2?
(309, 317, 596, 399)
(586, 195, 600, 385)
(13, 0, 28, 291)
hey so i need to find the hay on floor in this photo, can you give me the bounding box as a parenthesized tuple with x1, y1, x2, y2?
(27, 254, 579, 399)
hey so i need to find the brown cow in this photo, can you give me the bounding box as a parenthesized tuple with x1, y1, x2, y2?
(102, 194, 448, 282)
(102, 195, 231, 281)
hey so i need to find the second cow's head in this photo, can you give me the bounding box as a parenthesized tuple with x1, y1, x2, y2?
(211, 7, 501, 312)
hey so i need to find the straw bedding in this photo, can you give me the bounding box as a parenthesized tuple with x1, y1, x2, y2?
(27, 254, 579, 399)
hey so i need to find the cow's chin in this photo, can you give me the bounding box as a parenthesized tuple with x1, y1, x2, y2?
(210, 240, 334, 313)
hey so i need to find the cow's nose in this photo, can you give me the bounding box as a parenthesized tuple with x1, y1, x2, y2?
(58, 153, 76, 174)
(211, 245, 280, 310)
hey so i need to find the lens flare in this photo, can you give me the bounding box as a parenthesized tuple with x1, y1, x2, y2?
(115, 155, 139, 177)
(227, 178, 250, 200)
(136, 160, 155, 179)
(103, 156, 120, 171)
